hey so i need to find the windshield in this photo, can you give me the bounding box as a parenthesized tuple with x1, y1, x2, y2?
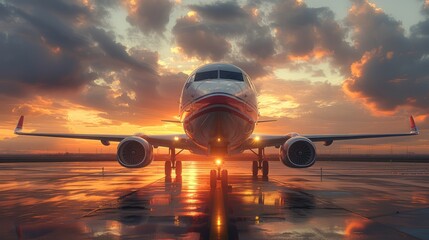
(220, 70, 243, 81)
(194, 70, 218, 81)
(193, 70, 244, 82)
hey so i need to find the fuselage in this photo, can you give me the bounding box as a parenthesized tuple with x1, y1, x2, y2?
(179, 63, 258, 156)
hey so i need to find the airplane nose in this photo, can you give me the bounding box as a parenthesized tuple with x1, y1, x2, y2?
(195, 81, 243, 96)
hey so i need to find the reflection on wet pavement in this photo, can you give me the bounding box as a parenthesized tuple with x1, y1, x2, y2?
(0, 161, 428, 239)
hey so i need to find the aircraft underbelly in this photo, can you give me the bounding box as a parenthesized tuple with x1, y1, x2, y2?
(183, 105, 254, 152)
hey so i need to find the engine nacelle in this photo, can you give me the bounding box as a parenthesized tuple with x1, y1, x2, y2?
(117, 136, 154, 168)
(279, 136, 316, 168)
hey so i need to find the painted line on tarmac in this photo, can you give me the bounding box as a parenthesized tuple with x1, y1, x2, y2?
(80, 176, 166, 218)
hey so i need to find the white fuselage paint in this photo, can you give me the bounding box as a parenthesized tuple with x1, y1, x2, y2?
(179, 63, 258, 155)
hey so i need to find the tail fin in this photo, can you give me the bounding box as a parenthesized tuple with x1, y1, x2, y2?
(410, 115, 419, 135)
(14, 116, 24, 133)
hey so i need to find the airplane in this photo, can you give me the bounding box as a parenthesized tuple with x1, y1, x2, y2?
(14, 63, 419, 188)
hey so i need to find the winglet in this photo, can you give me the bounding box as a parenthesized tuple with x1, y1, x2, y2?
(14, 116, 24, 133)
(410, 115, 419, 135)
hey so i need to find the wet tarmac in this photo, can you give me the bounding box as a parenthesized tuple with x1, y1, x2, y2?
(0, 160, 428, 239)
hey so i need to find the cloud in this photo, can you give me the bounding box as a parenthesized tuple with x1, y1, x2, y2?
(269, 0, 355, 71)
(240, 25, 276, 59)
(89, 27, 157, 73)
(172, 1, 276, 64)
(189, 1, 248, 22)
(0, 0, 179, 133)
(345, 0, 408, 53)
(254, 78, 423, 149)
(74, 48, 187, 126)
(0, 1, 158, 95)
(172, 15, 231, 61)
(311, 69, 326, 78)
(0, 33, 91, 94)
(343, 0, 429, 113)
(232, 60, 270, 80)
(125, 0, 174, 34)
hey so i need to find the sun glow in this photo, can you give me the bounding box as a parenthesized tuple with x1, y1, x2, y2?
(187, 11, 197, 18)
(67, 109, 111, 127)
(258, 94, 300, 118)
(124, 0, 138, 13)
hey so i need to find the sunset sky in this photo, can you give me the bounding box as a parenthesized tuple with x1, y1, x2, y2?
(0, 0, 428, 154)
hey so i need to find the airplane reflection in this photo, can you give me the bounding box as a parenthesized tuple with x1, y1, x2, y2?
(118, 191, 149, 225)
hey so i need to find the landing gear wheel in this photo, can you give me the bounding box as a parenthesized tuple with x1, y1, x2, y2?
(175, 161, 182, 176)
(252, 161, 258, 176)
(221, 169, 228, 189)
(262, 161, 269, 176)
(210, 170, 217, 189)
(165, 161, 172, 177)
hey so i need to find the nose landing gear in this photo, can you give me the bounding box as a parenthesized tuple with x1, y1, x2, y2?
(210, 159, 229, 190)
(165, 147, 184, 177)
(251, 148, 269, 177)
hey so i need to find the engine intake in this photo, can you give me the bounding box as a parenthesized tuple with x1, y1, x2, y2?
(117, 137, 153, 168)
(280, 136, 316, 168)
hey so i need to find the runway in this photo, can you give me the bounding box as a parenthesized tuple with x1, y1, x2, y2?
(0, 160, 428, 239)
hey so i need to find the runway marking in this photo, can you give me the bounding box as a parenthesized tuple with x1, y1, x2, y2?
(368, 206, 429, 220)
(80, 177, 165, 218)
(34, 168, 130, 183)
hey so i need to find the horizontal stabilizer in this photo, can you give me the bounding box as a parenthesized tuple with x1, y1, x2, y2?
(161, 120, 182, 123)
(257, 119, 277, 123)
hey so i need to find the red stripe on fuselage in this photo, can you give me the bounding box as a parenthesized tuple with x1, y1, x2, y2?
(181, 94, 258, 124)
(186, 105, 253, 124)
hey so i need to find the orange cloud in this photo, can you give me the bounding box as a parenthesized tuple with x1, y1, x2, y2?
(349, 0, 383, 15)
(288, 49, 331, 62)
(344, 219, 367, 236)
(342, 81, 397, 117)
(350, 49, 376, 78)
(343, 48, 398, 116)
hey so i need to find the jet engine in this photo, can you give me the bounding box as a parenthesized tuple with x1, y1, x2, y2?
(117, 136, 153, 168)
(280, 136, 316, 168)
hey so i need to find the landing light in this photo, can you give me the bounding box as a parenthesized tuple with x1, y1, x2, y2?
(254, 136, 260, 141)
(215, 158, 222, 166)
(217, 138, 221, 142)
(174, 136, 179, 141)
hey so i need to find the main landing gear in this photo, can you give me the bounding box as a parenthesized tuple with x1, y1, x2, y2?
(251, 148, 269, 177)
(165, 148, 184, 177)
(210, 159, 228, 189)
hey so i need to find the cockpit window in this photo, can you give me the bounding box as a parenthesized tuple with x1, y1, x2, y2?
(194, 70, 218, 81)
(220, 70, 243, 81)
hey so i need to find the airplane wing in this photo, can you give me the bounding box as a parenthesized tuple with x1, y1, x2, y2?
(242, 116, 419, 149)
(13, 116, 190, 149)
